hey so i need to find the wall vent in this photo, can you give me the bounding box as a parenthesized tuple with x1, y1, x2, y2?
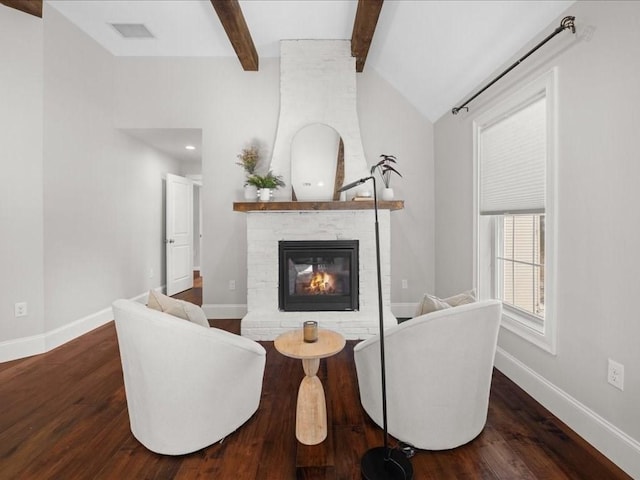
(110, 23, 154, 39)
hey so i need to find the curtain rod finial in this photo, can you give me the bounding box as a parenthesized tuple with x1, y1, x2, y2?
(561, 16, 576, 34)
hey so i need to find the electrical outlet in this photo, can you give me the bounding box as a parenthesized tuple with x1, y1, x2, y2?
(149, 268, 154, 279)
(229, 280, 236, 291)
(15, 302, 27, 317)
(608, 359, 624, 391)
(401, 279, 408, 289)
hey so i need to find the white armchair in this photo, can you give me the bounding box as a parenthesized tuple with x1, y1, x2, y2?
(112, 299, 266, 455)
(354, 300, 502, 450)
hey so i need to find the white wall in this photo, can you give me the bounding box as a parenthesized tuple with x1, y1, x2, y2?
(358, 71, 434, 308)
(114, 57, 434, 318)
(113, 57, 280, 313)
(0, 5, 45, 347)
(42, 5, 184, 333)
(1, 6, 185, 361)
(434, 2, 640, 476)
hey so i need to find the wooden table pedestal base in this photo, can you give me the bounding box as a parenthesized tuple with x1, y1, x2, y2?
(296, 358, 327, 445)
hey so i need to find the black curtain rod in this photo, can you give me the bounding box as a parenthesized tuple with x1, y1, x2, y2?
(452, 16, 576, 115)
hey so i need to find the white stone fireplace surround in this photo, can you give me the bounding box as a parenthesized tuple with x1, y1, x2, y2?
(240, 209, 397, 340)
(240, 39, 398, 340)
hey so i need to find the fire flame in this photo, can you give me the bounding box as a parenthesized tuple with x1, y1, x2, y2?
(306, 272, 336, 294)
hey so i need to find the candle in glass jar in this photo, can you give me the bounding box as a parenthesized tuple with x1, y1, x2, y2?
(303, 321, 318, 343)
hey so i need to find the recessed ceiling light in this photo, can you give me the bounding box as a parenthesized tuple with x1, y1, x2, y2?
(185, 145, 196, 150)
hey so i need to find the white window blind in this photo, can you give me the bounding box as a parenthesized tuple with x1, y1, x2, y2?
(479, 95, 546, 215)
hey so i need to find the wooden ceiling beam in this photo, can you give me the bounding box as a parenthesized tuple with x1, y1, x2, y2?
(1, 0, 42, 18)
(351, 0, 383, 72)
(210, 0, 258, 71)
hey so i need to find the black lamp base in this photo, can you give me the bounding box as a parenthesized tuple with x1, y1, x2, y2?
(361, 447, 413, 480)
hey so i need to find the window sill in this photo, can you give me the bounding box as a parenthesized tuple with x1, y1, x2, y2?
(500, 306, 556, 355)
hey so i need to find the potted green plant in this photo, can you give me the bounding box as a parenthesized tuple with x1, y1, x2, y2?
(370, 154, 401, 200)
(246, 171, 285, 201)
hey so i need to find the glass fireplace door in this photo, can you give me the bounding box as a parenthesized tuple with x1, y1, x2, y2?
(279, 240, 359, 312)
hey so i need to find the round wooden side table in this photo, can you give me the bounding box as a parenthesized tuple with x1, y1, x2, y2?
(274, 328, 346, 445)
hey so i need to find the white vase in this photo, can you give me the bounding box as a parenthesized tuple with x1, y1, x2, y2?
(381, 187, 394, 201)
(259, 188, 272, 202)
(244, 184, 257, 200)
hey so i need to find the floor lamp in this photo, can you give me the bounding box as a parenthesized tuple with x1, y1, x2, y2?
(337, 177, 413, 480)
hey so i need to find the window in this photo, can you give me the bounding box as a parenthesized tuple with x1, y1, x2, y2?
(498, 214, 545, 320)
(474, 69, 557, 353)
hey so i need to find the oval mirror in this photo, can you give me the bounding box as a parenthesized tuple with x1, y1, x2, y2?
(291, 123, 342, 201)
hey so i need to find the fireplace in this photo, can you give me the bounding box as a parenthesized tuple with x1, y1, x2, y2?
(279, 240, 359, 312)
(240, 210, 397, 340)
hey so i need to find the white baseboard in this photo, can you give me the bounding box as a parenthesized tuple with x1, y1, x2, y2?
(202, 303, 247, 319)
(44, 305, 114, 353)
(0, 289, 154, 363)
(0, 333, 46, 363)
(495, 347, 640, 479)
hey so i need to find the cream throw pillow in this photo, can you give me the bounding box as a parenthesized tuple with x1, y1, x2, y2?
(413, 289, 476, 317)
(414, 294, 451, 317)
(147, 290, 210, 328)
(443, 289, 477, 307)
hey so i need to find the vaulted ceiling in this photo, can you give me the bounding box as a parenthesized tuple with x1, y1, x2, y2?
(5, 0, 575, 122)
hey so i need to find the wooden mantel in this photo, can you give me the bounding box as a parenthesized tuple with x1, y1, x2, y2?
(233, 200, 404, 212)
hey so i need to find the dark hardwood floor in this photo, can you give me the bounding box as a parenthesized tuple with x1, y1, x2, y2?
(0, 281, 631, 479)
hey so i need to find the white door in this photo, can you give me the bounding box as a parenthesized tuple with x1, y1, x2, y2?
(166, 173, 194, 296)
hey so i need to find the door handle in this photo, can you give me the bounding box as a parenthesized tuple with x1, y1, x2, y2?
(165, 239, 175, 244)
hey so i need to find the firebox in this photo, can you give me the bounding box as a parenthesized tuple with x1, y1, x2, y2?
(278, 240, 359, 312)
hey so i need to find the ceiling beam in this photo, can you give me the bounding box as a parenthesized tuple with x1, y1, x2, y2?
(1, 0, 42, 18)
(351, 0, 383, 72)
(210, 0, 258, 71)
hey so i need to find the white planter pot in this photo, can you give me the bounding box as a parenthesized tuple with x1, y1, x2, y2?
(244, 185, 258, 200)
(381, 188, 394, 201)
(259, 188, 272, 202)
